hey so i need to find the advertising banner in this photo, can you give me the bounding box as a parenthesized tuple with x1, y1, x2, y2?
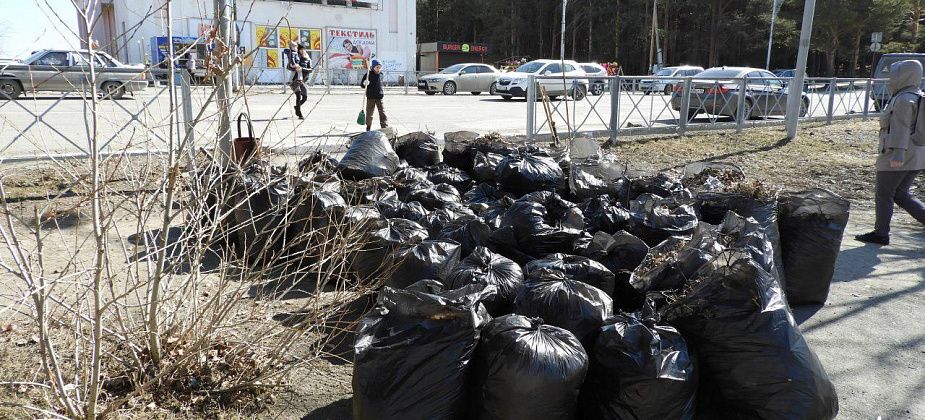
(325, 27, 377, 70)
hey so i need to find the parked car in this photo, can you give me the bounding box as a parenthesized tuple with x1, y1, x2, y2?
(872, 53, 925, 111)
(670, 67, 809, 119)
(579, 62, 609, 95)
(417, 63, 501, 95)
(0, 49, 147, 100)
(494, 59, 589, 101)
(640, 65, 704, 95)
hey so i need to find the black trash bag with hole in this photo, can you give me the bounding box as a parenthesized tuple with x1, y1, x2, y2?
(525, 253, 617, 297)
(338, 131, 400, 180)
(495, 151, 565, 196)
(472, 151, 505, 182)
(349, 217, 428, 283)
(374, 191, 428, 222)
(445, 246, 523, 316)
(353, 284, 496, 420)
(388, 239, 462, 289)
(437, 216, 492, 257)
(777, 189, 850, 306)
(420, 203, 477, 237)
(514, 268, 613, 342)
(569, 153, 629, 201)
(579, 311, 698, 420)
(661, 251, 839, 419)
(395, 131, 440, 168)
(581, 231, 650, 312)
(628, 194, 699, 247)
(631, 236, 713, 295)
(407, 183, 462, 211)
(499, 191, 592, 258)
(580, 195, 632, 234)
(469, 314, 588, 420)
(230, 164, 292, 263)
(629, 172, 692, 201)
(681, 161, 746, 193)
(427, 163, 474, 193)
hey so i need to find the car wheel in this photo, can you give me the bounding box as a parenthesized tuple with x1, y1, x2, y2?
(0, 79, 22, 100)
(800, 98, 809, 117)
(489, 82, 498, 96)
(590, 82, 604, 96)
(570, 85, 587, 101)
(501, 95, 512, 100)
(741, 98, 755, 120)
(425, 91, 437, 96)
(644, 91, 651, 95)
(471, 92, 481, 95)
(101, 82, 124, 100)
(664, 84, 673, 95)
(442, 81, 457, 95)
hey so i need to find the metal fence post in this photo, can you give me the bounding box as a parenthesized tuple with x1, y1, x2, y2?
(404, 70, 409, 95)
(679, 77, 692, 135)
(527, 74, 537, 141)
(863, 79, 872, 119)
(608, 76, 619, 141)
(735, 77, 747, 133)
(826, 77, 837, 124)
(180, 71, 195, 151)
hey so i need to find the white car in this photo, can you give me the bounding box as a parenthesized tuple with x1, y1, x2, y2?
(579, 62, 609, 96)
(640, 65, 705, 95)
(494, 59, 589, 101)
(417, 63, 501, 95)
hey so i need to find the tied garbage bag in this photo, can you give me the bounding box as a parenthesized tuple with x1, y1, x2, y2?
(464, 183, 511, 212)
(498, 191, 591, 258)
(297, 151, 340, 175)
(338, 131, 400, 180)
(631, 236, 712, 295)
(470, 315, 588, 420)
(580, 195, 631, 234)
(495, 151, 564, 196)
(580, 312, 698, 420)
(341, 177, 395, 205)
(230, 163, 292, 263)
(374, 191, 428, 222)
(661, 251, 839, 419)
(581, 231, 649, 312)
(438, 216, 492, 257)
(349, 217, 428, 282)
(514, 269, 613, 341)
(408, 183, 462, 211)
(442, 131, 481, 172)
(525, 253, 617, 297)
(628, 194, 699, 246)
(421, 203, 478, 237)
(778, 189, 850, 305)
(629, 172, 692, 201)
(395, 131, 440, 168)
(389, 240, 462, 289)
(569, 153, 629, 201)
(286, 188, 346, 258)
(479, 196, 515, 229)
(353, 285, 496, 420)
(427, 163, 474, 193)
(445, 246, 523, 316)
(472, 151, 505, 182)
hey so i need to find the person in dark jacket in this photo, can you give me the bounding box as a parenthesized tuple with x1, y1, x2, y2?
(856, 59, 925, 245)
(360, 59, 388, 131)
(284, 41, 309, 119)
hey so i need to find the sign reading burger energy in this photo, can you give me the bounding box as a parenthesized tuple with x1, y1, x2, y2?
(437, 42, 489, 54)
(326, 27, 377, 70)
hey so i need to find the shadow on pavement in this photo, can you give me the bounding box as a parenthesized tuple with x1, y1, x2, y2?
(128, 226, 223, 274)
(302, 397, 352, 420)
(272, 293, 375, 366)
(792, 304, 824, 325)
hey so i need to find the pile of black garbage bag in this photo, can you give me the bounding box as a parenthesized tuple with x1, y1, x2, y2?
(196, 130, 848, 419)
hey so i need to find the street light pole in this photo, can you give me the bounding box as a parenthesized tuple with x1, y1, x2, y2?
(766, 0, 782, 70)
(786, 0, 817, 139)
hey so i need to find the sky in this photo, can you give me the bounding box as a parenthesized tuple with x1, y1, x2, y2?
(0, 0, 81, 58)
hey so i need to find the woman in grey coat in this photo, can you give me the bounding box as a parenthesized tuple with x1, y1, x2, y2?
(856, 60, 925, 245)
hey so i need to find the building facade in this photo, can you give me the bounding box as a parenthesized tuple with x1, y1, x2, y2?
(85, 0, 416, 83)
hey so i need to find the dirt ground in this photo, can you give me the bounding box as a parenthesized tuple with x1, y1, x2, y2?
(0, 119, 923, 419)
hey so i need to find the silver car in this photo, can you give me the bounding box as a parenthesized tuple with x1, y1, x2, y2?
(579, 62, 609, 96)
(641, 66, 705, 95)
(417, 63, 502, 95)
(670, 67, 809, 119)
(0, 49, 148, 100)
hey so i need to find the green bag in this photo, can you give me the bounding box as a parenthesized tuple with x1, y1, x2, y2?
(357, 109, 366, 125)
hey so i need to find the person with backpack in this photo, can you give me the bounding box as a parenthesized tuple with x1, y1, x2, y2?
(284, 40, 310, 120)
(360, 59, 388, 131)
(856, 59, 925, 245)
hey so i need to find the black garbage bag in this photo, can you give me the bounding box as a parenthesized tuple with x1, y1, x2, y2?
(395, 131, 440, 168)
(580, 195, 631, 234)
(445, 246, 523, 316)
(230, 163, 292, 263)
(628, 194, 699, 246)
(427, 163, 474, 193)
(374, 191, 428, 222)
(681, 161, 746, 192)
(472, 151, 505, 182)
(778, 189, 850, 305)
(437, 216, 492, 257)
(442, 131, 481, 172)
(349, 217, 428, 282)
(514, 269, 613, 341)
(407, 183, 462, 211)
(495, 151, 564, 196)
(525, 253, 617, 297)
(631, 236, 713, 295)
(393, 165, 430, 183)
(297, 151, 340, 175)
(629, 172, 692, 201)
(353, 285, 495, 420)
(464, 183, 511, 212)
(420, 203, 477, 237)
(569, 153, 629, 201)
(389, 240, 462, 289)
(581, 231, 649, 312)
(286, 188, 347, 258)
(661, 251, 839, 419)
(499, 191, 591, 258)
(338, 131, 400, 180)
(470, 314, 588, 420)
(580, 312, 697, 420)
(479, 196, 515, 229)
(341, 177, 395, 205)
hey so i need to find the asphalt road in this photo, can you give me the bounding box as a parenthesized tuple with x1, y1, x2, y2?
(0, 86, 876, 159)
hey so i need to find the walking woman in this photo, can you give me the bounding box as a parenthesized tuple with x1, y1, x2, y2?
(856, 59, 925, 245)
(284, 40, 309, 119)
(360, 59, 388, 131)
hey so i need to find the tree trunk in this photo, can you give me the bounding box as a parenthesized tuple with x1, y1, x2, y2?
(708, 0, 720, 67)
(588, 0, 593, 61)
(571, 13, 579, 59)
(850, 30, 862, 77)
(826, 30, 839, 75)
(614, 0, 621, 61)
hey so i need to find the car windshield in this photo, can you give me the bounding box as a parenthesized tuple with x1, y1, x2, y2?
(696, 69, 743, 78)
(25, 50, 49, 64)
(515, 61, 546, 74)
(875, 56, 925, 77)
(655, 68, 676, 76)
(439, 64, 466, 74)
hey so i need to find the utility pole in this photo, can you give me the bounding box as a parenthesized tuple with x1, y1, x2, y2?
(766, 0, 782, 70)
(648, 0, 655, 72)
(215, 0, 233, 162)
(786, 0, 817, 139)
